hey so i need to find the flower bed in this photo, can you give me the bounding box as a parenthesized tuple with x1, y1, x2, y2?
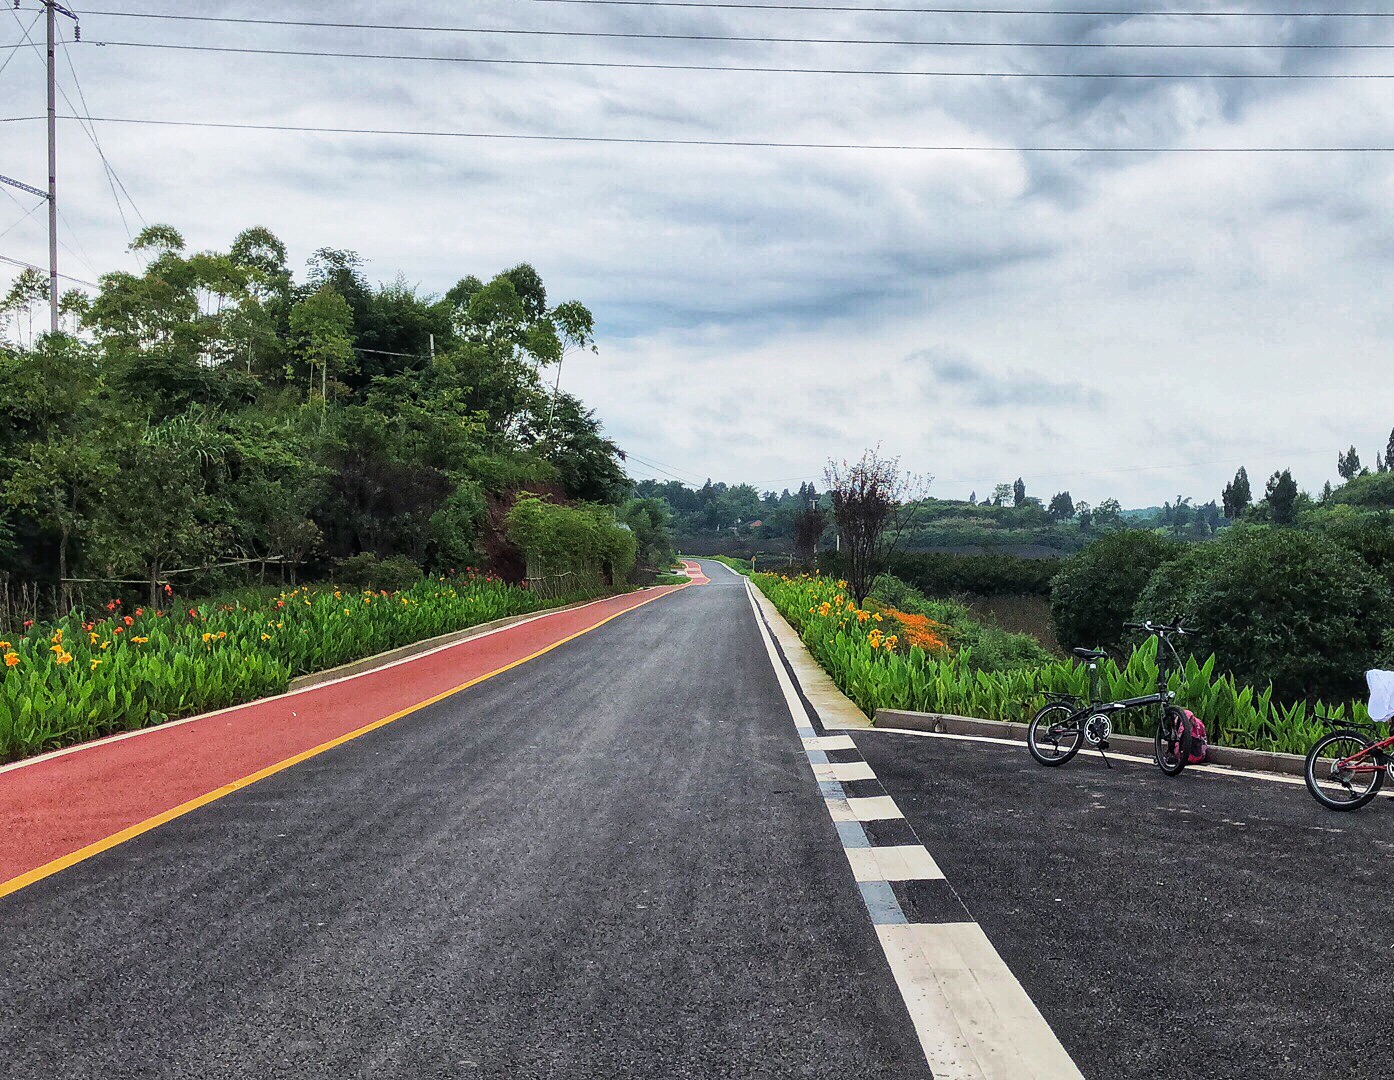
(752, 572, 1365, 755)
(0, 574, 568, 763)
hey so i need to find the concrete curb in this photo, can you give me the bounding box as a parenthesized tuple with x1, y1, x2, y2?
(745, 584, 873, 731)
(874, 709, 1309, 778)
(287, 593, 633, 692)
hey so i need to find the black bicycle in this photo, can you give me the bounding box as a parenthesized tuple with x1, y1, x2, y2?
(1027, 620, 1194, 775)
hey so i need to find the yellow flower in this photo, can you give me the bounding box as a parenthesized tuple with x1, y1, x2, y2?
(55, 651, 73, 665)
(50, 629, 63, 644)
(50, 643, 63, 653)
(856, 611, 870, 623)
(261, 633, 272, 641)
(89, 631, 100, 644)
(132, 636, 148, 644)
(837, 580, 848, 589)
(90, 658, 101, 670)
(201, 632, 213, 643)
(99, 641, 110, 650)
(4, 652, 18, 667)
(872, 613, 883, 623)
(0, 640, 10, 650)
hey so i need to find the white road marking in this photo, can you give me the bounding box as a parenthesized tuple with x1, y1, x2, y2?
(743, 581, 1083, 1079)
(803, 734, 858, 751)
(813, 760, 877, 782)
(845, 845, 945, 882)
(878, 922, 1083, 1080)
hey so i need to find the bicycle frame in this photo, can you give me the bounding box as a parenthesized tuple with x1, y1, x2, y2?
(1329, 729, 1394, 774)
(1045, 628, 1182, 740)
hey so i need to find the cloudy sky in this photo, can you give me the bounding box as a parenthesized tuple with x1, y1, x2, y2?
(2, 1, 1392, 506)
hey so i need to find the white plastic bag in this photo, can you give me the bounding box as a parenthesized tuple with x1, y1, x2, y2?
(1367, 670, 1394, 724)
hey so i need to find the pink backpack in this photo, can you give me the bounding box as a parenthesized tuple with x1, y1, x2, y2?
(1181, 709, 1208, 764)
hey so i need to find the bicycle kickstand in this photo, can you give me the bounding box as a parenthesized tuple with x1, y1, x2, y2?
(1096, 741, 1115, 769)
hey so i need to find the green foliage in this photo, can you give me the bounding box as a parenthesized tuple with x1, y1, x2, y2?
(1049, 531, 1183, 650)
(0, 575, 552, 763)
(887, 551, 1056, 597)
(755, 573, 1365, 757)
(333, 553, 423, 591)
(1136, 526, 1392, 701)
(868, 574, 1053, 674)
(618, 497, 675, 569)
(1331, 471, 1394, 510)
(0, 225, 628, 615)
(506, 495, 637, 586)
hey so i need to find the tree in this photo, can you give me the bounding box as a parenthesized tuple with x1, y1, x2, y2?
(967, 491, 976, 505)
(1338, 445, 1363, 481)
(1222, 466, 1251, 520)
(1047, 491, 1075, 521)
(1094, 497, 1123, 528)
(991, 483, 1012, 507)
(1049, 532, 1183, 651)
(1265, 468, 1299, 526)
(791, 503, 827, 565)
(1385, 427, 1394, 473)
(825, 448, 928, 603)
(1013, 477, 1026, 507)
(289, 286, 354, 404)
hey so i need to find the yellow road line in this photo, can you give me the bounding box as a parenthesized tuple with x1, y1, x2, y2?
(0, 583, 688, 902)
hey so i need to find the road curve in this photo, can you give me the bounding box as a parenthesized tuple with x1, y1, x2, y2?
(0, 562, 931, 1079)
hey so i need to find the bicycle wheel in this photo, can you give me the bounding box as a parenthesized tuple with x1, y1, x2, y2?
(1154, 705, 1191, 776)
(1305, 730, 1385, 811)
(1027, 703, 1083, 766)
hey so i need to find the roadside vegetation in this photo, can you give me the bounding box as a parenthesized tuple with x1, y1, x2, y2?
(0, 225, 685, 760)
(0, 574, 569, 763)
(753, 571, 1366, 756)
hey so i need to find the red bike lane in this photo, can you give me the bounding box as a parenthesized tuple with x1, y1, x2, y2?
(0, 579, 695, 897)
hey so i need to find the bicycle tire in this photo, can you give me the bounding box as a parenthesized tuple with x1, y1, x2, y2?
(1027, 702, 1083, 766)
(1154, 705, 1191, 776)
(1305, 729, 1385, 811)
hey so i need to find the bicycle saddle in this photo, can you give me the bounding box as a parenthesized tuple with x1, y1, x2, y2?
(1072, 647, 1108, 661)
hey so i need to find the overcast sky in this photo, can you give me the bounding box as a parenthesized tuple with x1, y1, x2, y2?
(2, 1, 1392, 506)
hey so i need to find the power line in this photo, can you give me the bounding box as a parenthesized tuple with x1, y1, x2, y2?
(79, 39, 1394, 79)
(0, 12, 42, 79)
(55, 115, 1394, 152)
(60, 10, 1394, 47)
(57, 32, 146, 236)
(0, 251, 96, 287)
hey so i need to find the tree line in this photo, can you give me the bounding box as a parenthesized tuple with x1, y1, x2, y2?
(0, 225, 652, 615)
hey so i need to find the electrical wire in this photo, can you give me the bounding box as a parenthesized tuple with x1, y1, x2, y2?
(0, 251, 97, 287)
(59, 10, 1394, 48)
(57, 115, 1394, 152)
(79, 39, 1394, 78)
(58, 32, 146, 235)
(0, 12, 42, 79)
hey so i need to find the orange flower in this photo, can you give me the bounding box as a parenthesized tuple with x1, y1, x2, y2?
(55, 651, 73, 665)
(123, 616, 134, 627)
(4, 652, 19, 667)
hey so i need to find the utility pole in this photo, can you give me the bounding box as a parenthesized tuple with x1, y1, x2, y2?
(0, 1, 76, 336)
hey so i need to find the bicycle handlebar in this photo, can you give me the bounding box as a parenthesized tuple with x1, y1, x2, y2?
(1124, 619, 1196, 635)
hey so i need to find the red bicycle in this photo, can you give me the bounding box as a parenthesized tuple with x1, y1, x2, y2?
(1304, 674, 1394, 811)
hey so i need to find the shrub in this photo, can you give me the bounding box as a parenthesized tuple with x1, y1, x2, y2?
(506, 494, 637, 585)
(1136, 526, 1394, 701)
(1049, 532, 1183, 650)
(888, 551, 1056, 596)
(427, 481, 487, 572)
(870, 573, 1053, 674)
(1331, 471, 1394, 510)
(333, 552, 423, 591)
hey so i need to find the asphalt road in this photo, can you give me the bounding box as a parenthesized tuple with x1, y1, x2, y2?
(0, 565, 930, 1080)
(858, 732, 1391, 1080)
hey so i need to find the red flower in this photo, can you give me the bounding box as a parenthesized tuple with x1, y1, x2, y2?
(163, 583, 173, 595)
(22, 620, 33, 629)
(134, 608, 144, 616)
(123, 616, 134, 627)
(105, 601, 117, 612)
(188, 608, 199, 618)
(112, 626, 123, 634)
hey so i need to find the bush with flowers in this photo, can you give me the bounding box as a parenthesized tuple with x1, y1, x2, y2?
(750, 571, 1367, 755)
(0, 571, 573, 762)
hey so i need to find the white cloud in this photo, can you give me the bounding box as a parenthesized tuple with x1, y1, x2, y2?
(1, 0, 1391, 505)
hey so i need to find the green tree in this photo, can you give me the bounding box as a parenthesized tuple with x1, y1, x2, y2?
(1265, 468, 1299, 525)
(1047, 491, 1075, 521)
(1222, 466, 1251, 520)
(289, 285, 355, 404)
(1338, 445, 1363, 481)
(1049, 531, 1183, 650)
(1013, 477, 1026, 507)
